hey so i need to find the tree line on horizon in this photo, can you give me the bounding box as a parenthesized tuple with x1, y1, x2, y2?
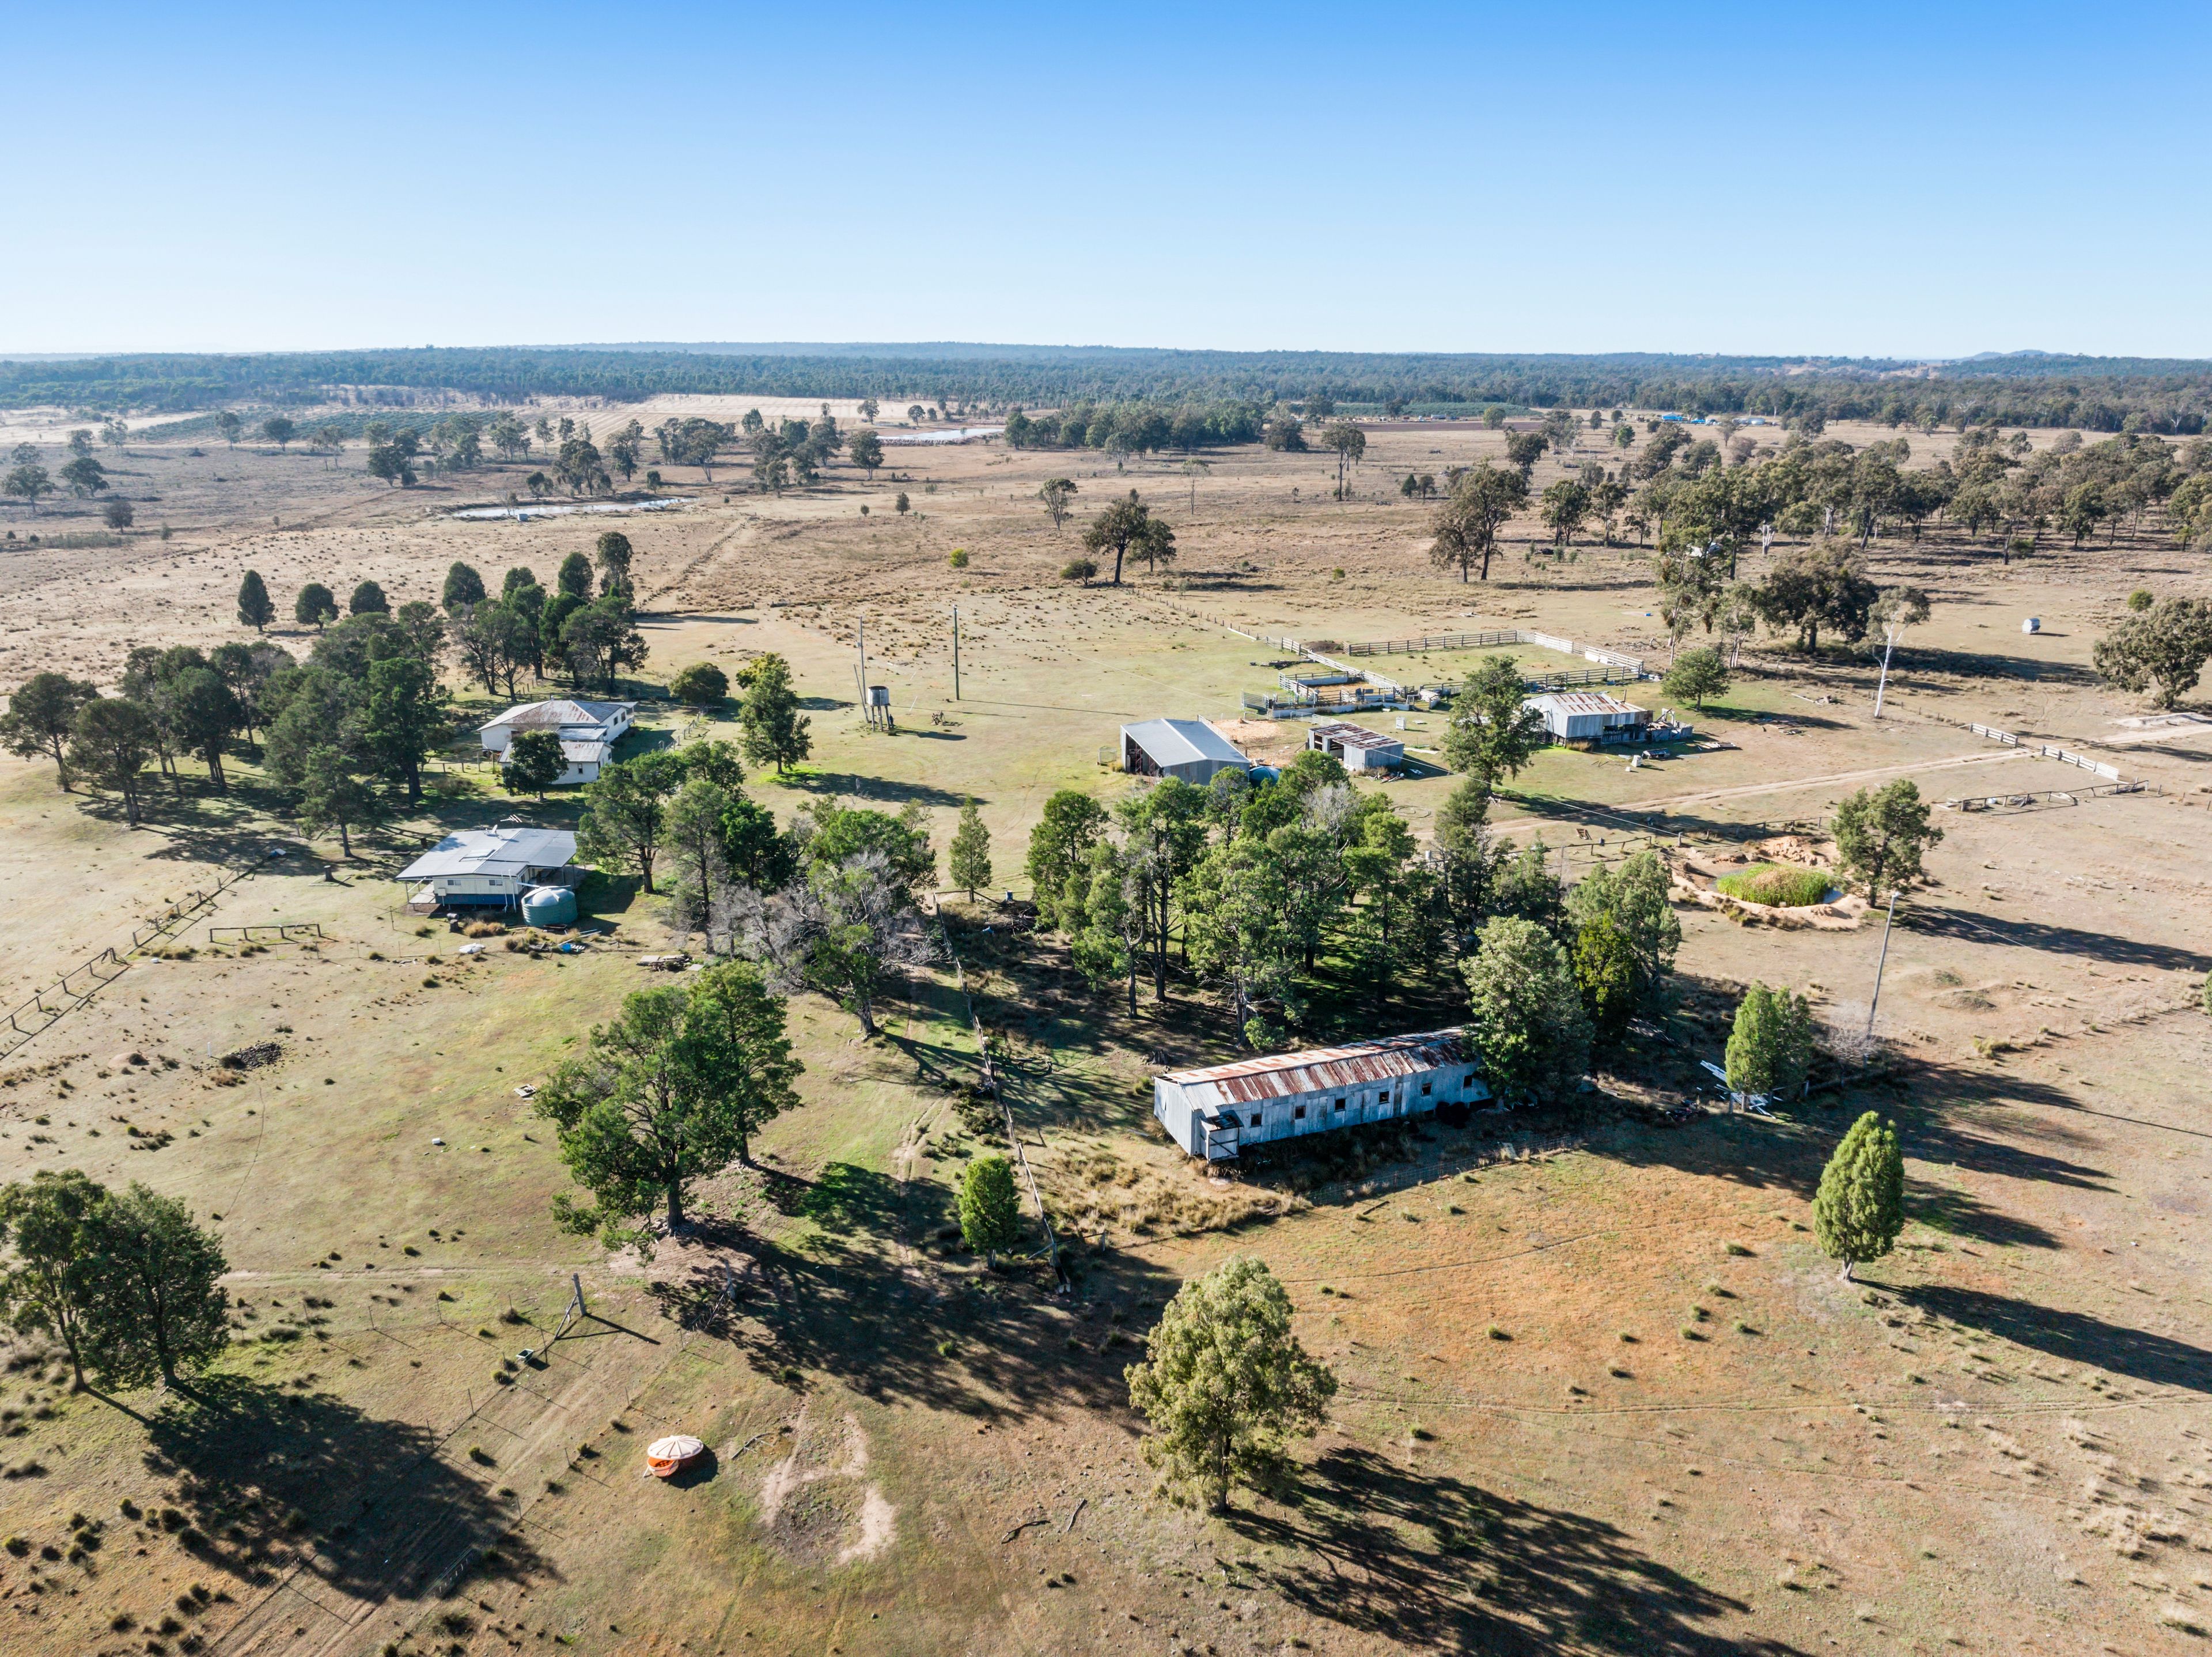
(7, 345, 2212, 433)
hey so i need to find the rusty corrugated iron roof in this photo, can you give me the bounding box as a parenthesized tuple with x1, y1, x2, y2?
(1160, 1028, 1471, 1104)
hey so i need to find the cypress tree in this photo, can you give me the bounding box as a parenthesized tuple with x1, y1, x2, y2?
(949, 799, 992, 900)
(1813, 1111, 1904, 1282)
(442, 561, 486, 613)
(236, 570, 275, 632)
(1724, 982, 1815, 1100)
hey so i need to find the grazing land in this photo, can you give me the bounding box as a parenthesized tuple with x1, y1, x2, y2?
(4, 400, 2212, 1657)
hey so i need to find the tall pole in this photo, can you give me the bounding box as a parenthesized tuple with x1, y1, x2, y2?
(1866, 888, 1899, 1036)
(857, 614, 870, 729)
(952, 606, 961, 701)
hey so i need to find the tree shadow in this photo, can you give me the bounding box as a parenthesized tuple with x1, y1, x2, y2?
(139, 1375, 548, 1602)
(774, 770, 971, 808)
(650, 1223, 1179, 1423)
(1896, 1285, 2212, 1393)
(1906, 905, 2212, 973)
(1229, 1446, 1804, 1655)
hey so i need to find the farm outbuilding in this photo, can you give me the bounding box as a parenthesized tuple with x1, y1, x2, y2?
(1525, 691, 1650, 746)
(1154, 1028, 1486, 1162)
(1120, 718, 1252, 784)
(1306, 720, 1404, 772)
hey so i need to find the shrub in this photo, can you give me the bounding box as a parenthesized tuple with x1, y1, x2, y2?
(1714, 864, 1834, 906)
(1060, 557, 1098, 584)
(668, 662, 729, 705)
(948, 547, 969, 569)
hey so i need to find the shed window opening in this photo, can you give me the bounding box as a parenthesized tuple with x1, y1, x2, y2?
(1249, 1113, 1262, 1128)
(1294, 1105, 1306, 1120)
(1421, 1081, 1432, 1096)
(1333, 1097, 1345, 1112)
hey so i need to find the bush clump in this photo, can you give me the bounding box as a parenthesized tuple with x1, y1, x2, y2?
(1715, 863, 1834, 907)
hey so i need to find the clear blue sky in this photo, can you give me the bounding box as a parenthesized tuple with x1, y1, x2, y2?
(7, 3, 2209, 359)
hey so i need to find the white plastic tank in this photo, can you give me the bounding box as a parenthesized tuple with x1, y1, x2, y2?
(2022, 616, 2041, 634)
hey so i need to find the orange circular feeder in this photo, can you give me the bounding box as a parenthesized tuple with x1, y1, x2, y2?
(646, 1435, 705, 1477)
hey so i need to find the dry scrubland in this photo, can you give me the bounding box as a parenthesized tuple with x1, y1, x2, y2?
(3, 413, 2212, 1656)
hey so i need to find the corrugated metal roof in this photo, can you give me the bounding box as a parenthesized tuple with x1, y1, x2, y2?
(1122, 718, 1249, 770)
(1310, 720, 1403, 752)
(397, 826, 577, 881)
(481, 699, 634, 735)
(1161, 1027, 1472, 1104)
(1529, 692, 1645, 716)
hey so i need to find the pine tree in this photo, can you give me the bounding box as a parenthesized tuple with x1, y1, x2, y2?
(1725, 982, 1815, 1100)
(957, 1154, 1024, 1266)
(442, 561, 486, 613)
(737, 653, 812, 774)
(949, 799, 991, 900)
(1812, 1111, 1904, 1281)
(1124, 1256, 1336, 1511)
(1461, 915, 1591, 1106)
(236, 570, 276, 632)
(297, 746, 374, 857)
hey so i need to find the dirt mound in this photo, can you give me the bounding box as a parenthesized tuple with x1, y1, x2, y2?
(757, 1407, 896, 1567)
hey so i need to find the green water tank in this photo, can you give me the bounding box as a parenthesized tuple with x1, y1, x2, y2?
(521, 886, 578, 926)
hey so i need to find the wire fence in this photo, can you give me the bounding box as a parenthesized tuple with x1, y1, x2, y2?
(1, 860, 261, 1063)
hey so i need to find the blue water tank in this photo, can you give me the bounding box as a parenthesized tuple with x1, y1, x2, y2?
(1248, 765, 1281, 784)
(521, 886, 577, 926)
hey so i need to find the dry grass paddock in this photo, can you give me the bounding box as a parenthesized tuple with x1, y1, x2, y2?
(0, 413, 2209, 1654)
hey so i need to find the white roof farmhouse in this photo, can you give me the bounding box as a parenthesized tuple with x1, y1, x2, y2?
(478, 698, 634, 745)
(397, 826, 577, 883)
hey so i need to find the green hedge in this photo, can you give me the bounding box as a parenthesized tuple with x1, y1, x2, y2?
(1714, 864, 1834, 907)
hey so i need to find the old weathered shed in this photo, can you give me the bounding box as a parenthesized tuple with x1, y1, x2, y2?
(1154, 1028, 1486, 1161)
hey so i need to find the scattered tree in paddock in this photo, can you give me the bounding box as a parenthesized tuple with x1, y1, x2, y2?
(1661, 645, 1730, 709)
(1124, 1256, 1336, 1512)
(738, 653, 812, 773)
(1831, 780, 1942, 898)
(1813, 1111, 1904, 1282)
(949, 800, 992, 900)
(236, 569, 276, 631)
(297, 744, 374, 856)
(78, 1183, 231, 1391)
(669, 662, 729, 705)
(1428, 463, 1527, 582)
(2094, 595, 2212, 709)
(1441, 655, 1545, 785)
(1725, 982, 1816, 1101)
(1039, 476, 1077, 531)
(957, 1154, 1024, 1267)
(442, 561, 486, 613)
(69, 697, 160, 823)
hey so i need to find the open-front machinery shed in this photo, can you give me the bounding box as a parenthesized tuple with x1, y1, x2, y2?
(1154, 1028, 1486, 1161)
(1119, 718, 1252, 784)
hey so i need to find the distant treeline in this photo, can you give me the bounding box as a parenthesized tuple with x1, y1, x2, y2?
(1004, 400, 1264, 452)
(5, 345, 2211, 433)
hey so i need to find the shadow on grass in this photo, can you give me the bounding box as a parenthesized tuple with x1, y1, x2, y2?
(1230, 1446, 1804, 1655)
(649, 1221, 1178, 1422)
(1897, 1285, 2212, 1393)
(1905, 905, 2212, 974)
(140, 1375, 547, 1601)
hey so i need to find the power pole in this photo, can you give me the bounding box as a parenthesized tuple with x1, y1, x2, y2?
(1873, 623, 1900, 720)
(952, 606, 961, 701)
(1865, 888, 1899, 1036)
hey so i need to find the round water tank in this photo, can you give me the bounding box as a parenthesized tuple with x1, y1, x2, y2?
(521, 885, 577, 925)
(2022, 616, 2041, 634)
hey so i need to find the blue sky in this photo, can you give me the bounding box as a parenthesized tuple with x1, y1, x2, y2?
(6, 3, 2209, 358)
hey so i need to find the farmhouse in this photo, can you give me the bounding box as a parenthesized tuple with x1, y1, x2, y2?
(1525, 690, 1650, 747)
(1154, 1028, 1486, 1162)
(395, 825, 580, 913)
(478, 698, 636, 785)
(1120, 718, 1251, 784)
(1306, 720, 1404, 772)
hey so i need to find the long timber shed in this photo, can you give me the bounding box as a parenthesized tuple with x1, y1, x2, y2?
(1154, 1028, 1486, 1162)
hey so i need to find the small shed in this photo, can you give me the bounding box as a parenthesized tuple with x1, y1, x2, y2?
(1120, 719, 1251, 784)
(1307, 720, 1403, 772)
(1154, 1028, 1486, 1161)
(1525, 691, 1650, 746)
